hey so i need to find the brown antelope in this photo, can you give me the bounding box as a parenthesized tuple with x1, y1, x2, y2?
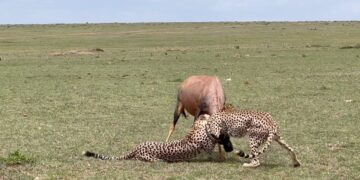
(166, 75, 226, 160)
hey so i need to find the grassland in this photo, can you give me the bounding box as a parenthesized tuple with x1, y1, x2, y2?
(0, 21, 360, 179)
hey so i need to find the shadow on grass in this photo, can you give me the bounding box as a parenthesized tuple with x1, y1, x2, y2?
(185, 157, 239, 163)
(182, 157, 286, 168)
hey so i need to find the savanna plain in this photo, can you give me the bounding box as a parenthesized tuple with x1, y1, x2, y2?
(0, 22, 359, 179)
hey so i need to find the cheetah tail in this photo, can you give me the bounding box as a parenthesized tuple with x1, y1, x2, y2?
(236, 132, 275, 159)
(82, 150, 135, 160)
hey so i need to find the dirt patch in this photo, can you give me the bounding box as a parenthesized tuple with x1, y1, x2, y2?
(49, 48, 105, 56)
(92, 48, 104, 52)
(339, 44, 360, 49)
(326, 142, 351, 151)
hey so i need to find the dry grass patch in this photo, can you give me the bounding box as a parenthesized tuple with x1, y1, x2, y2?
(49, 48, 104, 56)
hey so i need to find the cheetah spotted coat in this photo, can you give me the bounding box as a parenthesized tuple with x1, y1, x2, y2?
(206, 107, 301, 167)
(83, 117, 224, 162)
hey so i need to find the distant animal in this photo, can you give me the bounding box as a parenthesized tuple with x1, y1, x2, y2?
(207, 107, 301, 168)
(83, 115, 233, 162)
(166, 75, 226, 159)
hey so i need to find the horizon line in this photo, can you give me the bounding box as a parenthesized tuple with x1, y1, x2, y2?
(1, 20, 360, 26)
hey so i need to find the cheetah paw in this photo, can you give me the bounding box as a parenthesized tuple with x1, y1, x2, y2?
(243, 161, 260, 168)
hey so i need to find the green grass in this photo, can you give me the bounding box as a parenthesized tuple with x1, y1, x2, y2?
(0, 150, 35, 166)
(0, 22, 360, 179)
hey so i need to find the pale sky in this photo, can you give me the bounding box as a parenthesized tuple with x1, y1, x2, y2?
(1, 0, 360, 24)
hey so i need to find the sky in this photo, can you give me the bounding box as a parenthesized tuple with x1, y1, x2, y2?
(0, 0, 360, 24)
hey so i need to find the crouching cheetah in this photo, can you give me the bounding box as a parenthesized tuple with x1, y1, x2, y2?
(83, 115, 233, 162)
(207, 106, 301, 168)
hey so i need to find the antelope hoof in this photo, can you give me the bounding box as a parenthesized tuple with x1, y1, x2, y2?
(219, 155, 226, 162)
(219, 157, 226, 162)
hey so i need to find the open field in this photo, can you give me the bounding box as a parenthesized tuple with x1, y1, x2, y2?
(0, 22, 360, 179)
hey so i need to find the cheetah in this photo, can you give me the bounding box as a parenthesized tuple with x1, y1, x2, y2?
(83, 115, 233, 162)
(207, 107, 301, 168)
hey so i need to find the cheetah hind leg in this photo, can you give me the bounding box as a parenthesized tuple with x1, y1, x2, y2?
(274, 134, 301, 167)
(236, 136, 263, 168)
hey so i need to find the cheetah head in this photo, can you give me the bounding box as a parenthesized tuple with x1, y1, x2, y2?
(206, 118, 233, 152)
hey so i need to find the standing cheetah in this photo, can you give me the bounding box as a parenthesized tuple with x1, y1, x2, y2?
(83, 115, 233, 162)
(207, 107, 301, 168)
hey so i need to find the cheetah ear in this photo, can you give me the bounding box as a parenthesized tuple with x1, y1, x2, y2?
(198, 114, 210, 121)
(208, 121, 221, 138)
(211, 130, 221, 139)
